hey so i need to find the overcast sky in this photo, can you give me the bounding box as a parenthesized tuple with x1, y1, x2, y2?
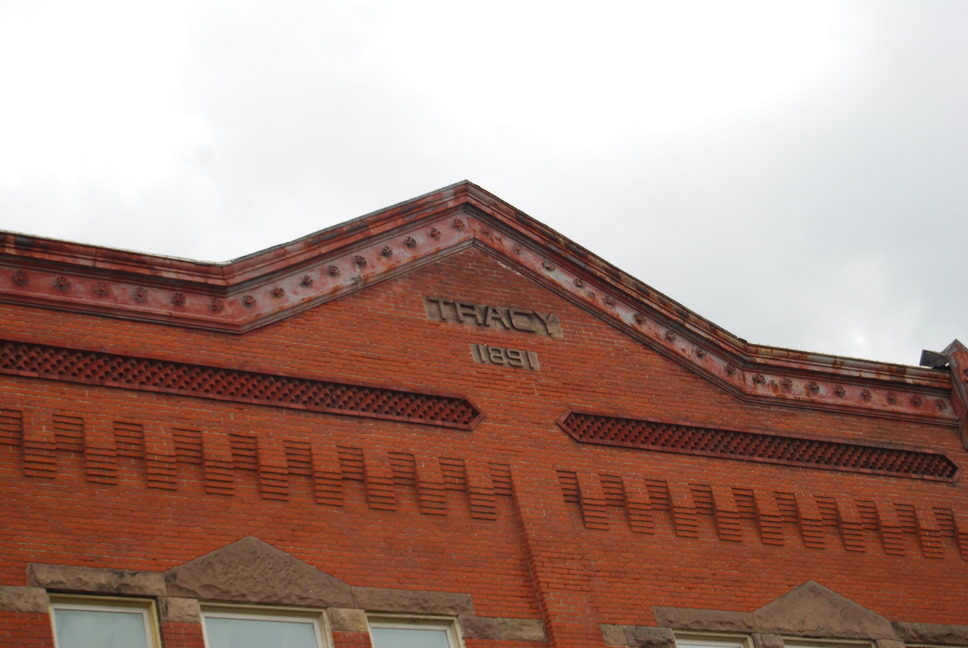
(1, 0, 965, 366)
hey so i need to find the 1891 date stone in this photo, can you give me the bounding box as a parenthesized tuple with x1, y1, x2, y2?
(471, 344, 540, 371)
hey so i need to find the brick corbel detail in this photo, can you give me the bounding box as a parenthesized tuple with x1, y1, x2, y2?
(256, 435, 290, 501)
(416, 453, 448, 515)
(574, 470, 609, 530)
(560, 468, 968, 560)
(624, 477, 656, 534)
(945, 508, 968, 560)
(21, 409, 56, 480)
(201, 430, 235, 496)
(144, 423, 178, 491)
(0, 407, 22, 446)
(2, 402, 515, 521)
(667, 478, 699, 539)
(465, 459, 498, 520)
(310, 443, 343, 506)
(708, 483, 743, 542)
(752, 489, 785, 546)
(832, 496, 866, 552)
(361, 447, 397, 512)
(911, 505, 946, 559)
(874, 499, 906, 555)
(82, 414, 118, 485)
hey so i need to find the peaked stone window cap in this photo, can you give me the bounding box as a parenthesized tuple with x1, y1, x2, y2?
(646, 581, 968, 645)
(24, 536, 476, 619)
(652, 581, 894, 640)
(164, 536, 355, 608)
(748, 581, 895, 639)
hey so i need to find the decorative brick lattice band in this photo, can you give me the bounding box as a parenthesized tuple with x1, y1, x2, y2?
(0, 339, 482, 429)
(558, 411, 958, 481)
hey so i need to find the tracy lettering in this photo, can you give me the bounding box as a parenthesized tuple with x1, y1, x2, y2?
(424, 297, 562, 337)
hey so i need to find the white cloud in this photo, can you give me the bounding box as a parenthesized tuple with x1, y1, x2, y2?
(0, 0, 965, 364)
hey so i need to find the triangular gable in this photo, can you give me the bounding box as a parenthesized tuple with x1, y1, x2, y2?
(0, 181, 960, 428)
(165, 536, 354, 607)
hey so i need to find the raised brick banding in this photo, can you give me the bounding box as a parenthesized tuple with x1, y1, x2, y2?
(558, 410, 958, 481)
(0, 339, 482, 429)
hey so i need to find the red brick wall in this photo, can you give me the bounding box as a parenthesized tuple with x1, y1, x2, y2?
(3, 247, 967, 647)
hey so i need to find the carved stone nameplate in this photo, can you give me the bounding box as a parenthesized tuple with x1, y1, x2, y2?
(471, 344, 540, 370)
(424, 297, 562, 338)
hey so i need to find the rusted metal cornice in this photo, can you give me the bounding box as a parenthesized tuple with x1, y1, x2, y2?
(0, 181, 958, 426)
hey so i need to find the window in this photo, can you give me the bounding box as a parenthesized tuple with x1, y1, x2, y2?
(51, 597, 158, 648)
(676, 636, 750, 648)
(785, 641, 872, 648)
(202, 608, 326, 648)
(368, 617, 460, 648)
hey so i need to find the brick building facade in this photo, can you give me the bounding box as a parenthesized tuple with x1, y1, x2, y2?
(2, 181, 968, 648)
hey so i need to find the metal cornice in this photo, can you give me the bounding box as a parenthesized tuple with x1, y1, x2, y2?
(942, 340, 968, 448)
(455, 186, 949, 387)
(0, 205, 476, 332)
(456, 215, 956, 426)
(0, 181, 958, 425)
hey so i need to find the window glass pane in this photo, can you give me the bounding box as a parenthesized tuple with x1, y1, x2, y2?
(371, 626, 451, 648)
(677, 639, 746, 648)
(204, 615, 319, 648)
(53, 607, 149, 648)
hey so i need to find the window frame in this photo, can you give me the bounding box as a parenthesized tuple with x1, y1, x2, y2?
(49, 595, 160, 648)
(784, 640, 874, 648)
(200, 605, 330, 648)
(367, 614, 463, 648)
(675, 633, 754, 648)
